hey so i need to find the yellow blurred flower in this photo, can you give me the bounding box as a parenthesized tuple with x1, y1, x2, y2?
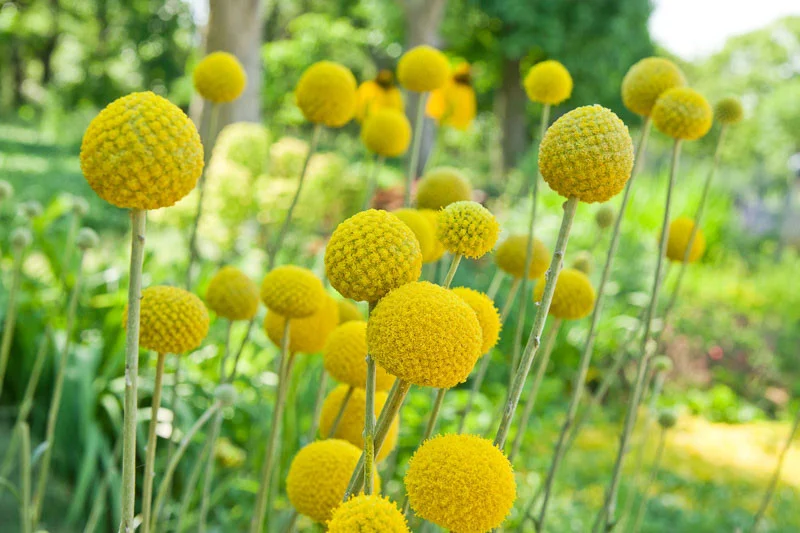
(426, 63, 477, 130)
(355, 70, 404, 122)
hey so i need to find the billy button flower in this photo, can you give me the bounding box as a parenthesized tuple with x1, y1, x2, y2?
(263, 294, 339, 355)
(324, 321, 395, 391)
(437, 200, 500, 287)
(328, 494, 410, 533)
(355, 69, 404, 123)
(523, 59, 573, 106)
(666, 216, 706, 263)
(418, 208, 446, 263)
(361, 108, 412, 210)
(260, 265, 325, 318)
(714, 96, 744, 126)
(622, 57, 686, 118)
(336, 299, 363, 324)
(494, 234, 551, 321)
(392, 208, 437, 264)
(415, 166, 472, 210)
(652, 87, 714, 142)
(426, 62, 477, 131)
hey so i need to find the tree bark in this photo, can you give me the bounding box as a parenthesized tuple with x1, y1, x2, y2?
(498, 58, 528, 175)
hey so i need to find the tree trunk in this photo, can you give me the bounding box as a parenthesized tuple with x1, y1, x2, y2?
(498, 58, 528, 175)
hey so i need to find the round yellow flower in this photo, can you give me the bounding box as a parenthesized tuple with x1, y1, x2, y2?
(286, 439, 379, 524)
(367, 281, 482, 388)
(452, 287, 501, 353)
(415, 167, 472, 210)
(361, 108, 412, 158)
(260, 265, 324, 318)
(264, 295, 339, 354)
(666, 216, 706, 263)
(355, 70, 404, 122)
(534, 267, 596, 320)
(295, 61, 357, 127)
(192, 51, 247, 103)
(397, 45, 450, 92)
(336, 299, 363, 324)
(621, 57, 686, 117)
(437, 201, 500, 259)
(426, 63, 477, 130)
(392, 208, 436, 263)
(652, 87, 713, 141)
(80, 92, 204, 210)
(405, 434, 516, 533)
(205, 266, 260, 321)
(325, 210, 422, 303)
(539, 105, 634, 203)
(418, 209, 446, 262)
(714, 97, 744, 125)
(523, 60, 573, 105)
(319, 385, 399, 462)
(494, 234, 550, 280)
(124, 286, 210, 354)
(323, 321, 395, 391)
(328, 494, 410, 533)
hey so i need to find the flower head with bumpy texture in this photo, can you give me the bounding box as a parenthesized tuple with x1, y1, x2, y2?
(714, 97, 744, 125)
(260, 265, 324, 318)
(397, 45, 450, 93)
(622, 57, 686, 117)
(80, 92, 204, 210)
(367, 282, 482, 388)
(415, 167, 472, 210)
(264, 295, 339, 354)
(355, 70, 404, 122)
(124, 286, 210, 354)
(666, 216, 706, 263)
(328, 494, 410, 533)
(652, 87, 713, 141)
(437, 201, 500, 259)
(296, 61, 357, 128)
(426, 63, 477, 130)
(419, 209, 446, 263)
(205, 266, 260, 321)
(539, 105, 634, 203)
(393, 208, 436, 263)
(534, 268, 595, 320)
(193, 52, 247, 103)
(323, 321, 394, 390)
(405, 434, 516, 533)
(452, 287, 501, 353)
(336, 299, 363, 324)
(325, 210, 422, 303)
(523, 60, 573, 105)
(361, 108, 411, 158)
(494, 234, 550, 279)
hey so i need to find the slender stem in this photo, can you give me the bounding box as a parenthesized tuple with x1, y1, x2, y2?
(307, 369, 329, 442)
(501, 278, 522, 325)
(140, 352, 167, 533)
(458, 353, 492, 434)
(163, 353, 182, 507)
(486, 271, 505, 300)
(230, 318, 255, 380)
(441, 254, 462, 289)
(361, 156, 384, 212)
(281, 511, 299, 533)
(405, 93, 427, 207)
(363, 300, 379, 495)
(403, 387, 447, 516)
(176, 437, 213, 532)
(0, 245, 25, 398)
(83, 475, 110, 533)
(630, 428, 667, 533)
(20, 422, 31, 533)
(327, 386, 354, 438)
(61, 211, 80, 285)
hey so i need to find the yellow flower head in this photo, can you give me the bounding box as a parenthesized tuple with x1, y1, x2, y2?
(415, 167, 472, 210)
(319, 385, 399, 462)
(571, 251, 593, 275)
(539, 105, 634, 203)
(426, 63, 477, 130)
(295, 61, 357, 127)
(361, 108, 412, 158)
(452, 287, 501, 353)
(714, 97, 744, 125)
(328, 494, 410, 533)
(494, 234, 550, 279)
(666, 216, 706, 263)
(323, 321, 395, 390)
(397, 45, 450, 93)
(392, 208, 436, 264)
(264, 295, 339, 354)
(621, 57, 686, 117)
(523, 60, 573, 106)
(336, 299, 363, 324)
(325, 210, 422, 303)
(205, 266, 260, 321)
(192, 51, 247, 103)
(80, 92, 204, 210)
(260, 265, 324, 318)
(286, 439, 379, 524)
(124, 286, 210, 354)
(405, 434, 516, 533)
(534, 267, 596, 320)
(652, 87, 713, 141)
(367, 281, 482, 388)
(437, 201, 500, 259)
(355, 70, 404, 123)
(418, 209, 447, 262)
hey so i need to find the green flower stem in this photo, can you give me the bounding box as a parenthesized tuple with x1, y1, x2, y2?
(83, 474, 110, 533)
(163, 354, 182, 508)
(405, 93, 428, 207)
(363, 301, 379, 496)
(327, 385, 355, 438)
(457, 354, 492, 434)
(20, 422, 31, 533)
(307, 369, 329, 442)
(230, 318, 256, 380)
(61, 210, 81, 285)
(486, 270, 505, 300)
(0, 242, 26, 399)
(629, 427, 668, 533)
(500, 278, 522, 324)
(402, 386, 447, 516)
(442, 254, 462, 289)
(362, 156, 385, 212)
(140, 352, 168, 533)
(176, 437, 213, 532)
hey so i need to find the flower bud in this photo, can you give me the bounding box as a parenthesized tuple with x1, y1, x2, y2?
(215, 384, 237, 408)
(76, 228, 99, 250)
(658, 409, 678, 429)
(11, 227, 32, 251)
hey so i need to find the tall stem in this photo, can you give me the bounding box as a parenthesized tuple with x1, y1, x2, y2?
(501, 278, 522, 324)
(20, 422, 31, 533)
(140, 351, 167, 533)
(405, 93, 427, 207)
(307, 369, 329, 442)
(363, 301, 378, 495)
(176, 437, 213, 532)
(0, 245, 25, 398)
(163, 354, 182, 506)
(327, 386, 355, 438)
(442, 254, 462, 289)
(361, 156, 385, 212)
(629, 428, 667, 533)
(61, 210, 81, 285)
(486, 270, 505, 300)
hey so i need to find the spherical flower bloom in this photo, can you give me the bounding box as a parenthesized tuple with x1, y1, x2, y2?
(621, 57, 686, 117)
(260, 265, 324, 318)
(392, 208, 436, 263)
(295, 61, 357, 128)
(323, 321, 394, 390)
(264, 295, 339, 354)
(437, 201, 500, 259)
(452, 287, 501, 353)
(192, 51, 247, 103)
(595, 205, 615, 229)
(665, 216, 706, 263)
(80, 92, 204, 210)
(539, 105, 634, 203)
(418, 209, 446, 262)
(658, 409, 678, 429)
(205, 266, 260, 321)
(571, 251, 593, 275)
(319, 385, 399, 462)
(212, 122, 270, 177)
(328, 494, 410, 533)
(714, 97, 744, 125)
(76, 228, 100, 251)
(325, 210, 422, 303)
(652, 87, 713, 141)
(523, 60, 573, 105)
(286, 439, 378, 524)
(534, 268, 596, 321)
(426, 63, 477, 130)
(336, 299, 363, 324)
(355, 70, 404, 122)
(415, 167, 472, 210)
(405, 434, 516, 533)
(367, 282, 482, 388)
(361, 108, 412, 157)
(494, 234, 550, 279)
(397, 45, 450, 93)
(124, 286, 210, 354)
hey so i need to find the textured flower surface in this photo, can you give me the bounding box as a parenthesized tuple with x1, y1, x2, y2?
(392, 208, 436, 264)
(295, 61, 357, 127)
(325, 210, 422, 303)
(205, 266, 260, 321)
(367, 282, 482, 388)
(124, 286, 210, 354)
(452, 287, 501, 353)
(494, 234, 550, 279)
(355, 70, 404, 122)
(361, 108, 412, 158)
(418, 209, 446, 263)
(714, 97, 744, 125)
(336, 299, 363, 324)
(621, 57, 686, 117)
(328, 494, 410, 533)
(260, 265, 324, 318)
(534, 267, 596, 320)
(523, 60, 573, 105)
(397, 45, 450, 92)
(323, 321, 395, 390)
(426, 63, 476, 130)
(539, 105, 634, 203)
(437, 201, 500, 259)
(80, 92, 204, 210)
(405, 434, 516, 533)
(666, 216, 706, 263)
(192, 51, 247, 103)
(652, 87, 713, 141)
(264, 295, 339, 354)
(415, 167, 472, 210)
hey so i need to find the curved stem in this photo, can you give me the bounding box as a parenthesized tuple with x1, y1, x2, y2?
(20, 422, 31, 533)
(457, 353, 492, 434)
(140, 352, 167, 533)
(630, 428, 667, 533)
(486, 271, 505, 300)
(176, 436, 213, 532)
(229, 318, 255, 381)
(361, 155, 384, 212)
(327, 386, 354, 438)
(0, 245, 26, 399)
(405, 93, 427, 207)
(442, 254, 462, 289)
